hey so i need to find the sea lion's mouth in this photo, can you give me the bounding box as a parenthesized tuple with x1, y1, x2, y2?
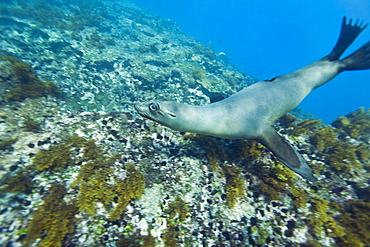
(134, 103, 162, 124)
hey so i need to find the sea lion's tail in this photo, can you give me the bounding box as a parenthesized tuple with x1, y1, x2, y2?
(326, 16, 370, 71)
(341, 40, 370, 71)
(326, 17, 368, 61)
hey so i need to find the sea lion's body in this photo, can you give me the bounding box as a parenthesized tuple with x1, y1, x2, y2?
(135, 17, 370, 182)
(176, 59, 339, 140)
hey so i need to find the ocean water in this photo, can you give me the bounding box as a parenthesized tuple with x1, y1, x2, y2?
(1, 0, 370, 246)
(131, 0, 370, 123)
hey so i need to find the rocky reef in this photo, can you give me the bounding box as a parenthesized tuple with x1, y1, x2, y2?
(0, 0, 369, 246)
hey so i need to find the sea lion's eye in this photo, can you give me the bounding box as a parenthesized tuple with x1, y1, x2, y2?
(149, 103, 159, 112)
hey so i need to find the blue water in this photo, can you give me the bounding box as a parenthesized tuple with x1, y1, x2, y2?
(131, 0, 370, 124)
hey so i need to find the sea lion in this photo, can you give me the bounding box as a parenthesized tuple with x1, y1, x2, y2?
(135, 17, 370, 182)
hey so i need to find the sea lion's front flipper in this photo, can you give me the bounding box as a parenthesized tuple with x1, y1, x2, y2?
(257, 127, 317, 182)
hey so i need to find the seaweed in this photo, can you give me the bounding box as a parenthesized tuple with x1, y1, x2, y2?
(306, 197, 345, 239)
(333, 200, 370, 246)
(332, 108, 370, 139)
(325, 142, 361, 174)
(76, 178, 115, 215)
(277, 114, 322, 137)
(6, 0, 109, 30)
(23, 117, 42, 132)
(1, 56, 61, 101)
(163, 196, 188, 246)
(277, 114, 298, 129)
(310, 127, 337, 152)
(249, 224, 269, 245)
(184, 135, 247, 206)
(184, 134, 225, 171)
(116, 234, 156, 247)
(163, 222, 179, 247)
(235, 140, 264, 161)
(0, 170, 34, 194)
(0, 137, 17, 151)
(32, 139, 75, 171)
(32, 134, 145, 219)
(192, 68, 206, 80)
(254, 160, 297, 201)
(306, 198, 370, 247)
(109, 164, 145, 221)
(24, 184, 78, 247)
(166, 196, 188, 222)
(290, 119, 322, 136)
(70, 139, 118, 215)
(194, 43, 216, 59)
(310, 126, 364, 176)
(222, 164, 245, 208)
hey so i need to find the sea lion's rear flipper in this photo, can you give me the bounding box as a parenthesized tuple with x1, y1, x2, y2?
(326, 17, 368, 61)
(341, 40, 370, 71)
(257, 127, 317, 182)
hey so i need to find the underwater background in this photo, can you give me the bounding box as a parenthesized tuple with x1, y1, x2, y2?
(132, 0, 370, 124)
(0, 0, 369, 246)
